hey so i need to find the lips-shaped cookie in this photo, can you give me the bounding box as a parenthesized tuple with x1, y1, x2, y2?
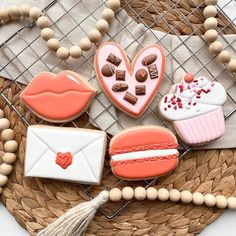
(95, 42, 165, 117)
(21, 71, 96, 122)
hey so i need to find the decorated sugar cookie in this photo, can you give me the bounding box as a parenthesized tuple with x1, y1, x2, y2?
(95, 42, 165, 117)
(159, 74, 227, 145)
(24, 125, 107, 185)
(109, 126, 179, 180)
(21, 71, 96, 123)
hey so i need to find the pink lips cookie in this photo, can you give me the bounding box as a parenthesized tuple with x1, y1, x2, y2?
(95, 42, 165, 117)
(21, 71, 96, 123)
(159, 74, 227, 145)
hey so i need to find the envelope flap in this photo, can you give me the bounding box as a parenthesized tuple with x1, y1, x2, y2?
(25, 128, 49, 173)
(29, 126, 105, 154)
(80, 135, 106, 180)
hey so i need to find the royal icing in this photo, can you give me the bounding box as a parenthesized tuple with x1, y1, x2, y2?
(110, 126, 179, 180)
(159, 75, 227, 121)
(24, 125, 107, 185)
(21, 71, 96, 123)
(95, 42, 165, 117)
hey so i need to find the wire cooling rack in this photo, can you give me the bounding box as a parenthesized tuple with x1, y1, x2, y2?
(0, 0, 236, 219)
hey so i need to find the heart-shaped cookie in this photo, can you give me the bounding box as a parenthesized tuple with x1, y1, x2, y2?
(95, 42, 165, 117)
(21, 71, 96, 122)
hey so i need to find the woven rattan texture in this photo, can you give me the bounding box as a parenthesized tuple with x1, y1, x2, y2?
(1, 0, 236, 235)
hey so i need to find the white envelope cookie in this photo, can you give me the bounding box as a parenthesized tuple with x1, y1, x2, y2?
(24, 125, 107, 185)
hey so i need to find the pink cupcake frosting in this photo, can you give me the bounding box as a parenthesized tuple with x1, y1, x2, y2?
(159, 75, 227, 121)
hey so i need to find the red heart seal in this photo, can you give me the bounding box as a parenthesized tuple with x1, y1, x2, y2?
(56, 152, 73, 169)
(95, 42, 165, 117)
(21, 71, 96, 122)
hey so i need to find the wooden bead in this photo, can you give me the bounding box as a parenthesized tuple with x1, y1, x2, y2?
(41, 28, 54, 41)
(29, 7, 42, 21)
(56, 47, 70, 60)
(217, 50, 231, 64)
(203, 5, 217, 18)
(0, 110, 4, 118)
(0, 174, 8, 187)
(19, 5, 31, 18)
(227, 59, 236, 73)
(216, 195, 227, 209)
(109, 188, 122, 202)
(0, 118, 10, 130)
(1, 129, 15, 141)
(96, 19, 109, 34)
(88, 29, 102, 43)
(209, 41, 223, 55)
(69, 46, 82, 59)
(36, 16, 50, 29)
(204, 193, 216, 207)
(4, 140, 18, 153)
(158, 188, 169, 201)
(0, 8, 10, 23)
(169, 189, 181, 202)
(122, 186, 134, 200)
(205, 0, 218, 5)
(79, 38, 92, 51)
(192, 192, 204, 205)
(180, 190, 192, 203)
(204, 17, 218, 30)
(8, 6, 20, 20)
(107, 0, 121, 12)
(2, 153, 16, 165)
(134, 187, 146, 201)
(102, 8, 115, 22)
(146, 187, 158, 200)
(204, 29, 218, 43)
(47, 38, 60, 51)
(227, 197, 236, 209)
(0, 187, 2, 194)
(0, 163, 13, 176)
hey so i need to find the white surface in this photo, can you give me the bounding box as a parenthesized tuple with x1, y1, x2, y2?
(1, 0, 236, 235)
(1, 202, 236, 236)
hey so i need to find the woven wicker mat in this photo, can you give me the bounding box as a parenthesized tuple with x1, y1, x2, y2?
(1, 1, 236, 235)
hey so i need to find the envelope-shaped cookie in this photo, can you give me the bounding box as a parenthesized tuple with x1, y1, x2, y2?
(24, 125, 107, 185)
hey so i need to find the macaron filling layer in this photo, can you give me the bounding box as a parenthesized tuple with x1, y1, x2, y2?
(111, 149, 178, 161)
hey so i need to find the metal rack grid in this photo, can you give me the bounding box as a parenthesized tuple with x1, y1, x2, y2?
(0, 0, 236, 219)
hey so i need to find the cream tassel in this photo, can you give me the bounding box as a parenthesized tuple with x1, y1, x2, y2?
(37, 190, 109, 236)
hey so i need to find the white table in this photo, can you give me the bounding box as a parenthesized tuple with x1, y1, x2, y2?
(1, 202, 236, 236)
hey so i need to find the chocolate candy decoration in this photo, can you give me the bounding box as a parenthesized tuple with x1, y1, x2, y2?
(106, 53, 122, 66)
(142, 54, 157, 66)
(148, 64, 159, 79)
(101, 64, 115, 77)
(135, 85, 146, 95)
(135, 68, 148, 82)
(116, 70, 126, 81)
(112, 83, 128, 92)
(124, 92, 137, 105)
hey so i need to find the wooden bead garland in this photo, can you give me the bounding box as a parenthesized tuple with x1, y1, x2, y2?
(203, 0, 236, 77)
(0, 109, 18, 193)
(108, 187, 236, 210)
(0, 2, 120, 60)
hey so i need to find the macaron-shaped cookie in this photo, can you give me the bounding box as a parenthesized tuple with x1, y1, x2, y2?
(159, 74, 227, 145)
(109, 126, 179, 180)
(95, 42, 165, 118)
(21, 70, 96, 123)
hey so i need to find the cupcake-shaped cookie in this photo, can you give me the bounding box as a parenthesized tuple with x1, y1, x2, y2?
(159, 74, 227, 145)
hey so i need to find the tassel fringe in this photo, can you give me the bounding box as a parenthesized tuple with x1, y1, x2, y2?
(37, 190, 109, 236)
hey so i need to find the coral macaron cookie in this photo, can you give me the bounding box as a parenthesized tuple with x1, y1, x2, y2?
(109, 126, 179, 180)
(21, 71, 96, 123)
(159, 74, 227, 145)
